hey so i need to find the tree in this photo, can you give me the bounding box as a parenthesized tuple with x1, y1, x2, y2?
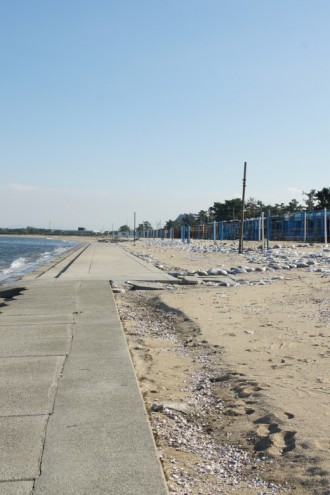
(244, 197, 265, 218)
(26, 226, 39, 234)
(287, 198, 303, 212)
(271, 203, 287, 215)
(315, 187, 330, 209)
(303, 189, 317, 212)
(165, 219, 180, 229)
(118, 225, 130, 233)
(210, 198, 242, 221)
(196, 209, 210, 224)
(181, 213, 197, 226)
(137, 221, 152, 233)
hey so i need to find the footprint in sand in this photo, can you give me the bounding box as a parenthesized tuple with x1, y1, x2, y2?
(232, 384, 263, 399)
(253, 417, 296, 456)
(254, 411, 296, 445)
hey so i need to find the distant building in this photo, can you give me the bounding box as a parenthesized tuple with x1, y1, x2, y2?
(77, 227, 86, 232)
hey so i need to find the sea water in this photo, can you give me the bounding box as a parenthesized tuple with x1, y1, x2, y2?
(0, 236, 81, 285)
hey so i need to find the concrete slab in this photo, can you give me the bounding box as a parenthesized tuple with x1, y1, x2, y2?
(13, 294, 76, 302)
(0, 243, 170, 494)
(0, 481, 34, 495)
(0, 324, 72, 357)
(2, 301, 75, 314)
(0, 357, 65, 415)
(0, 315, 74, 326)
(36, 243, 177, 283)
(33, 282, 168, 495)
(0, 416, 47, 480)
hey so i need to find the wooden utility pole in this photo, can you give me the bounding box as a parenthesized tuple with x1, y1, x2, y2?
(238, 162, 247, 254)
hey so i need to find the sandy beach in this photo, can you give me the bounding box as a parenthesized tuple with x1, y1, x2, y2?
(116, 239, 330, 495)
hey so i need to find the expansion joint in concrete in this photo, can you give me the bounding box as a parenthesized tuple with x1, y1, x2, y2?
(0, 354, 68, 359)
(0, 413, 49, 419)
(0, 478, 35, 484)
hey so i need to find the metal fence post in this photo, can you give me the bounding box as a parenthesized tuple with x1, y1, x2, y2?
(266, 209, 270, 250)
(325, 208, 328, 247)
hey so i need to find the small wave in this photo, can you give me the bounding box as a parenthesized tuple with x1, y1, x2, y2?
(40, 251, 52, 260)
(0, 239, 80, 284)
(2, 257, 27, 274)
(53, 247, 68, 255)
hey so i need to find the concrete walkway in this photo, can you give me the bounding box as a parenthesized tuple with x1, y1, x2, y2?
(0, 242, 172, 494)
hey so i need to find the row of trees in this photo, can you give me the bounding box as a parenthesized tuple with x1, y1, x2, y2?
(125, 187, 330, 232)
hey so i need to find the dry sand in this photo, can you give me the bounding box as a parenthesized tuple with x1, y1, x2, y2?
(115, 239, 330, 495)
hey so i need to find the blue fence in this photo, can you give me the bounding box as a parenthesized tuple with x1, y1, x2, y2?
(136, 209, 329, 243)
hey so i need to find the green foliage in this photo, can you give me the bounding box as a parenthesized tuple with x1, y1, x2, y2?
(287, 198, 303, 212)
(315, 187, 330, 208)
(181, 214, 197, 226)
(118, 225, 130, 233)
(244, 198, 265, 218)
(303, 189, 317, 212)
(164, 219, 180, 229)
(210, 198, 243, 221)
(137, 221, 152, 232)
(196, 210, 210, 224)
(26, 226, 39, 234)
(270, 203, 287, 215)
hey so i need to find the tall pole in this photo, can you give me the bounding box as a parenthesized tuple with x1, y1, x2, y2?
(133, 212, 136, 244)
(266, 208, 270, 251)
(238, 162, 247, 254)
(324, 208, 328, 247)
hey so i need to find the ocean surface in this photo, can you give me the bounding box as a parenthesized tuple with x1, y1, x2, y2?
(0, 236, 81, 285)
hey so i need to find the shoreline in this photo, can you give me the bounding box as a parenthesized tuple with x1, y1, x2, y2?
(0, 238, 88, 288)
(1, 237, 329, 493)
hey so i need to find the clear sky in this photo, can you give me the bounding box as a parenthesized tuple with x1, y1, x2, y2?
(1, 0, 329, 230)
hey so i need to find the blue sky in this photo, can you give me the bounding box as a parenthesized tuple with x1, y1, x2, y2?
(0, 0, 329, 230)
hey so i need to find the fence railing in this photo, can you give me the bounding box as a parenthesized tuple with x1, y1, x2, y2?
(135, 209, 329, 244)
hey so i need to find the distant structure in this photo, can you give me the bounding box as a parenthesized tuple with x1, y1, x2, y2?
(77, 227, 93, 236)
(175, 213, 198, 223)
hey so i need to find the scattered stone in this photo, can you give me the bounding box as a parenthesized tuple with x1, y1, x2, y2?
(127, 281, 168, 290)
(120, 240, 330, 293)
(181, 276, 203, 285)
(218, 281, 233, 287)
(197, 270, 208, 276)
(112, 287, 126, 294)
(208, 268, 220, 275)
(162, 401, 195, 415)
(151, 403, 164, 412)
(115, 266, 311, 494)
(297, 262, 309, 268)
